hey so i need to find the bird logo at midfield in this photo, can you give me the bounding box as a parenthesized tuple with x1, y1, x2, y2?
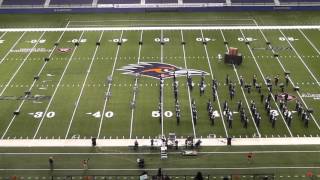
(118, 62, 209, 79)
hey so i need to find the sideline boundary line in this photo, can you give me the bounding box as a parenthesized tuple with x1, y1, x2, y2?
(0, 166, 320, 171)
(2, 26, 320, 32)
(1, 150, 320, 155)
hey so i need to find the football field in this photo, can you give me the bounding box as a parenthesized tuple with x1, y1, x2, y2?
(0, 14, 320, 178)
(1, 25, 320, 140)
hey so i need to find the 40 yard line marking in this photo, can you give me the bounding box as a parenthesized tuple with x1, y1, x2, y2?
(64, 31, 105, 139)
(0, 32, 25, 64)
(257, 29, 320, 131)
(97, 30, 124, 138)
(180, 30, 197, 138)
(200, 30, 228, 138)
(239, 29, 293, 137)
(32, 31, 85, 139)
(129, 30, 143, 139)
(0, 31, 45, 97)
(220, 29, 260, 137)
(279, 29, 320, 87)
(1, 25, 69, 139)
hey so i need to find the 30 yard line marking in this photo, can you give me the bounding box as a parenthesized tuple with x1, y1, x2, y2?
(200, 30, 228, 137)
(64, 31, 105, 139)
(180, 30, 197, 138)
(220, 29, 260, 137)
(258, 29, 320, 131)
(239, 29, 293, 137)
(32, 31, 85, 139)
(97, 30, 124, 138)
(1, 24, 70, 139)
(0, 32, 25, 64)
(0, 31, 45, 97)
(129, 30, 143, 139)
(279, 29, 320, 87)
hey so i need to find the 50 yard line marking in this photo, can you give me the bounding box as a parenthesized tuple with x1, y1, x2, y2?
(0, 32, 46, 98)
(219, 29, 260, 137)
(1, 24, 70, 139)
(129, 30, 143, 139)
(97, 30, 124, 138)
(200, 30, 228, 138)
(64, 31, 105, 139)
(180, 30, 197, 138)
(239, 29, 293, 137)
(32, 31, 85, 139)
(257, 29, 320, 131)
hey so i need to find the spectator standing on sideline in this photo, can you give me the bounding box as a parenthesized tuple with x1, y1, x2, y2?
(49, 156, 54, 170)
(247, 152, 254, 163)
(82, 159, 89, 170)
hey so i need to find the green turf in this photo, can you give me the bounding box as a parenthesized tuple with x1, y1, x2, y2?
(0, 11, 320, 178)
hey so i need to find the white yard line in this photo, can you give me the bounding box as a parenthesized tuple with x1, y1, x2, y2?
(129, 30, 143, 139)
(200, 30, 229, 137)
(299, 29, 320, 79)
(298, 29, 320, 56)
(257, 29, 320, 131)
(64, 31, 105, 139)
(1, 27, 70, 139)
(0, 32, 45, 97)
(160, 29, 164, 137)
(0, 166, 319, 171)
(0, 31, 7, 39)
(70, 18, 256, 23)
(279, 29, 320, 87)
(239, 29, 293, 137)
(0, 32, 26, 64)
(180, 30, 197, 138)
(2, 25, 320, 32)
(97, 30, 124, 138)
(32, 31, 85, 139)
(1, 150, 320, 155)
(220, 29, 260, 138)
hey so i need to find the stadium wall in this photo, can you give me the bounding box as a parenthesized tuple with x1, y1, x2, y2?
(1, 5, 320, 14)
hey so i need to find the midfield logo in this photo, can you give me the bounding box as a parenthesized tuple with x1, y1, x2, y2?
(118, 62, 209, 79)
